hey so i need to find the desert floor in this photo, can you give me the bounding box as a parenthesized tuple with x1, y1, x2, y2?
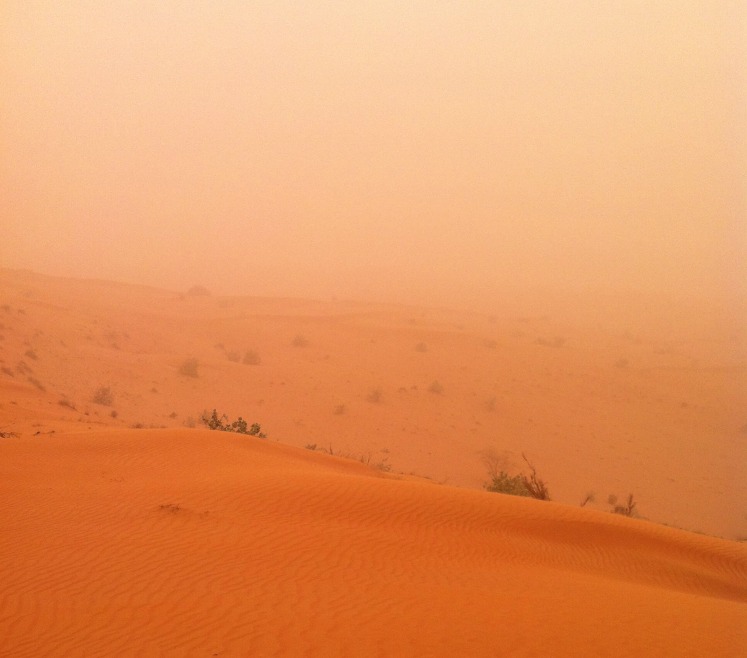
(1, 268, 745, 656)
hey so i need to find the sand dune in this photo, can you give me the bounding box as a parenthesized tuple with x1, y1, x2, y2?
(1, 429, 745, 656)
(0, 268, 744, 538)
(1, 268, 746, 655)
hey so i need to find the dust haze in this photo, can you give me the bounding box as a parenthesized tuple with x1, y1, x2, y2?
(2, 1, 745, 310)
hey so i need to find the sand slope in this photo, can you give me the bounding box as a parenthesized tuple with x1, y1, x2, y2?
(1, 269, 746, 655)
(1, 428, 745, 657)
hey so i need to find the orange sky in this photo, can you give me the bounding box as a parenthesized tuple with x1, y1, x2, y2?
(1, 1, 745, 308)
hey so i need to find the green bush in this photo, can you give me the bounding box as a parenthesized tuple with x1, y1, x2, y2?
(484, 453, 551, 501)
(486, 472, 533, 497)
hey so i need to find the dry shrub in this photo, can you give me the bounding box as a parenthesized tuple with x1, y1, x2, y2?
(179, 357, 199, 378)
(366, 387, 382, 403)
(427, 380, 443, 394)
(243, 350, 261, 365)
(483, 451, 551, 501)
(92, 386, 113, 406)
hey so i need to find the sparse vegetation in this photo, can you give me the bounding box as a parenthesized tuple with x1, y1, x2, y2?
(24, 349, 38, 361)
(366, 387, 383, 403)
(179, 357, 199, 378)
(415, 342, 428, 352)
(226, 350, 241, 363)
(200, 409, 266, 437)
(427, 380, 443, 394)
(486, 471, 534, 497)
(58, 397, 76, 410)
(333, 404, 346, 415)
(609, 493, 638, 517)
(484, 453, 551, 501)
(92, 386, 114, 406)
(291, 334, 308, 348)
(28, 376, 46, 392)
(310, 444, 392, 472)
(242, 350, 261, 365)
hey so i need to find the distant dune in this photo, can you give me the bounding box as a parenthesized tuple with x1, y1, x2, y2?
(0, 269, 745, 655)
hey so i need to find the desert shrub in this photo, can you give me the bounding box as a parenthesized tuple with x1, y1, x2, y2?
(333, 404, 346, 415)
(291, 334, 308, 348)
(609, 493, 637, 517)
(427, 380, 443, 394)
(243, 350, 261, 365)
(92, 386, 113, 406)
(1, 366, 14, 377)
(366, 387, 382, 403)
(486, 472, 533, 497)
(24, 349, 38, 361)
(226, 350, 241, 363)
(27, 376, 46, 392)
(179, 357, 199, 378)
(484, 453, 550, 501)
(200, 409, 266, 438)
(58, 397, 76, 410)
(110, 410, 118, 418)
(415, 342, 428, 352)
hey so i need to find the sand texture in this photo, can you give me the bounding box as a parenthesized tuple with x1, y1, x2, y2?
(1, 269, 746, 655)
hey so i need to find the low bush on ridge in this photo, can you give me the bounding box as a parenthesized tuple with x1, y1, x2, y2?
(484, 453, 551, 501)
(200, 409, 266, 438)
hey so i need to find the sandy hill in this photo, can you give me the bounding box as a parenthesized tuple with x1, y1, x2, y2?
(0, 268, 745, 655)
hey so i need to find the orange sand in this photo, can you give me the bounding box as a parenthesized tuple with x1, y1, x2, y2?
(1, 268, 745, 655)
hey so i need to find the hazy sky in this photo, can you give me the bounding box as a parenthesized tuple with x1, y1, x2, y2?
(2, 1, 745, 307)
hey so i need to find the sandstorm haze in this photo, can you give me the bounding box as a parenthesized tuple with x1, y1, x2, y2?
(2, 1, 745, 307)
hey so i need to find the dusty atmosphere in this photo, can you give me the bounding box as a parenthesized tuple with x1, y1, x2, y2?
(2, 1, 746, 656)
